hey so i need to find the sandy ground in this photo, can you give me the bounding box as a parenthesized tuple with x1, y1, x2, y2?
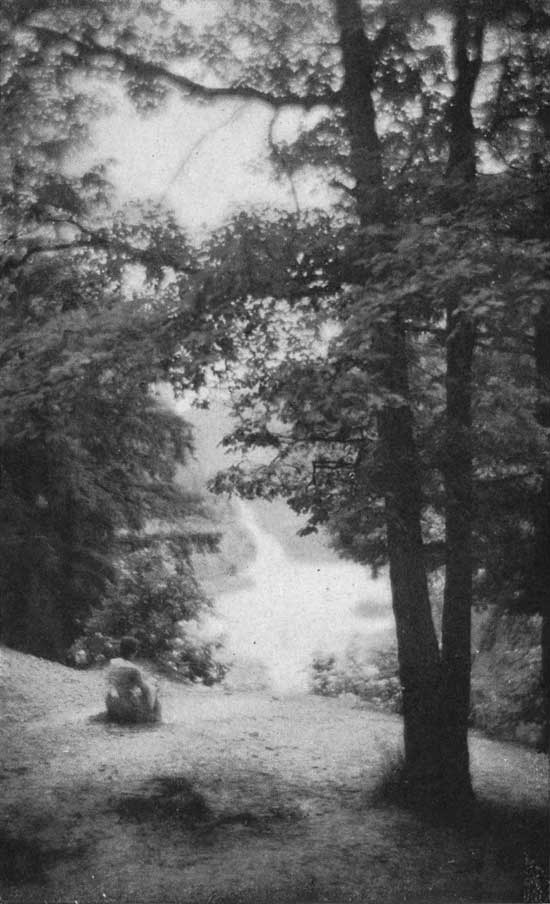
(0, 645, 548, 904)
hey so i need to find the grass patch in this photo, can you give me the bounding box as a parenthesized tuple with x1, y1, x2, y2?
(112, 775, 211, 826)
(369, 749, 408, 807)
(0, 829, 84, 884)
(111, 774, 305, 838)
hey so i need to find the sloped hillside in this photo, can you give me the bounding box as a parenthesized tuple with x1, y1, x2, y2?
(1, 644, 548, 904)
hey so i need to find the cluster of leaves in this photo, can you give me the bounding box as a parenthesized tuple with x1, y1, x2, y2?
(470, 612, 545, 746)
(207, 191, 550, 601)
(311, 645, 402, 712)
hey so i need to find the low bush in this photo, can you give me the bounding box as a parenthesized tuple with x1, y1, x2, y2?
(310, 642, 402, 713)
(311, 613, 544, 749)
(70, 549, 226, 685)
(470, 612, 544, 747)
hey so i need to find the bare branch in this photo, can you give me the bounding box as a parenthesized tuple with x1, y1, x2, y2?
(267, 112, 302, 217)
(1, 240, 91, 278)
(161, 103, 248, 200)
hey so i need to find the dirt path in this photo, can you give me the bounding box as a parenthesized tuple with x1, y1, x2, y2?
(0, 646, 548, 903)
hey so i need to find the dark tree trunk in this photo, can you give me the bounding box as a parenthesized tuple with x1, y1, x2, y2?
(333, 0, 389, 223)
(446, 4, 483, 181)
(377, 319, 443, 795)
(334, 0, 487, 805)
(438, 1, 484, 804)
(440, 309, 476, 802)
(533, 301, 550, 751)
(334, 0, 443, 798)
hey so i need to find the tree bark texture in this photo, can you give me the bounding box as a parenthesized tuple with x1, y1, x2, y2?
(334, 0, 444, 797)
(376, 319, 443, 792)
(333, 0, 390, 223)
(441, 308, 476, 801)
(533, 300, 550, 751)
(439, 0, 484, 803)
(446, 3, 484, 181)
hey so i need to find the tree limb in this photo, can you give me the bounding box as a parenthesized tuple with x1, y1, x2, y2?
(1, 219, 200, 279)
(32, 26, 341, 111)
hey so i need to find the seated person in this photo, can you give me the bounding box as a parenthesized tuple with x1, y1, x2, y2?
(105, 636, 161, 724)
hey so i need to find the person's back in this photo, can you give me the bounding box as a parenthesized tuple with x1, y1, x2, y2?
(105, 637, 161, 724)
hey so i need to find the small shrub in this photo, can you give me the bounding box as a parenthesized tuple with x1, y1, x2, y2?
(70, 550, 226, 684)
(310, 643, 402, 713)
(311, 614, 545, 749)
(470, 612, 544, 747)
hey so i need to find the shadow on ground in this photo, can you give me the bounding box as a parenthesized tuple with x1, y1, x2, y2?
(0, 830, 85, 885)
(109, 774, 305, 840)
(465, 800, 549, 903)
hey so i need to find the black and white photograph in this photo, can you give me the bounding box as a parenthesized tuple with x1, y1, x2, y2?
(1, 1, 549, 902)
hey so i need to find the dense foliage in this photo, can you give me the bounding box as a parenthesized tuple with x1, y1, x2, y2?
(2, 0, 549, 799)
(0, 2, 217, 663)
(311, 646, 402, 713)
(72, 542, 226, 684)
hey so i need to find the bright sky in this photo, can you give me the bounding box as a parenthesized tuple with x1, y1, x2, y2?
(78, 99, 279, 231)
(70, 81, 331, 235)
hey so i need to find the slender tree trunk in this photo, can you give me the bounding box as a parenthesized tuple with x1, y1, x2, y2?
(334, 0, 443, 798)
(437, 2, 485, 804)
(440, 308, 475, 801)
(377, 319, 443, 795)
(446, 4, 483, 181)
(533, 301, 550, 751)
(333, 0, 388, 223)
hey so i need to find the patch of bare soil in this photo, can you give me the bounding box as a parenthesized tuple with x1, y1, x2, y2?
(0, 645, 548, 904)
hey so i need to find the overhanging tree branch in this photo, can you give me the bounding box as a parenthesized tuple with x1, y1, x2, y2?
(1, 219, 200, 279)
(32, 26, 341, 111)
